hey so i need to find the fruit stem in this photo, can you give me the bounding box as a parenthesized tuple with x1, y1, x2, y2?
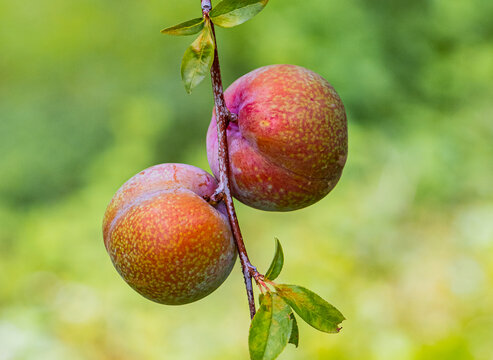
(202, 0, 259, 319)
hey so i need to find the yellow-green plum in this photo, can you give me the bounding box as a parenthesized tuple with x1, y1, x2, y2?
(103, 163, 236, 305)
(207, 64, 348, 211)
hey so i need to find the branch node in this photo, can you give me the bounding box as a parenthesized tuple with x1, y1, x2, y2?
(210, 184, 226, 203)
(229, 113, 238, 123)
(201, 0, 212, 15)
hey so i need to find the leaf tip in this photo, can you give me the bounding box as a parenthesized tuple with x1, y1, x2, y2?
(182, 80, 193, 94)
(264, 237, 284, 281)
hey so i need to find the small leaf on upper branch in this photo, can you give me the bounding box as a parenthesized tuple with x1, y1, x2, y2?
(249, 292, 292, 360)
(264, 238, 284, 281)
(275, 284, 345, 334)
(288, 313, 299, 347)
(210, 0, 269, 28)
(161, 17, 205, 36)
(180, 20, 215, 94)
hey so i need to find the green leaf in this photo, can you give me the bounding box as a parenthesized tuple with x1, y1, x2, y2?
(180, 21, 215, 94)
(275, 284, 345, 333)
(288, 313, 299, 347)
(161, 17, 205, 36)
(264, 238, 284, 281)
(249, 292, 292, 360)
(210, 0, 269, 28)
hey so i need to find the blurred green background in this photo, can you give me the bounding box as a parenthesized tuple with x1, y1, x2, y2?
(1, 0, 493, 359)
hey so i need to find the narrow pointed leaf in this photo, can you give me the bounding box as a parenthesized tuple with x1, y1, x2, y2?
(275, 284, 345, 333)
(180, 21, 215, 94)
(249, 292, 292, 360)
(161, 17, 205, 36)
(288, 313, 299, 347)
(210, 0, 269, 28)
(264, 238, 284, 281)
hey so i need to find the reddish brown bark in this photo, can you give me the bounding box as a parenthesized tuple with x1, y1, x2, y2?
(201, 1, 259, 319)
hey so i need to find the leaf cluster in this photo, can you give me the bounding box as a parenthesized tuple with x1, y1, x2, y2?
(161, 0, 269, 93)
(248, 240, 345, 360)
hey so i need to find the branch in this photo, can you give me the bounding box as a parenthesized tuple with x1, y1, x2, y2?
(201, 0, 259, 319)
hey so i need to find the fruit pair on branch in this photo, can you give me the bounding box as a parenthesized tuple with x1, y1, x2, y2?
(103, 1, 348, 359)
(103, 64, 347, 304)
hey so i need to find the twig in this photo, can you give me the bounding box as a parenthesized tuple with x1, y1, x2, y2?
(201, 0, 259, 319)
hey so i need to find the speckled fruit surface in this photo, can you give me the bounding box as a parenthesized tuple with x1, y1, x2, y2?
(207, 64, 348, 211)
(103, 163, 236, 305)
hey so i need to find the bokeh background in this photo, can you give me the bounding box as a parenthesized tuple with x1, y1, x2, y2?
(1, 0, 493, 359)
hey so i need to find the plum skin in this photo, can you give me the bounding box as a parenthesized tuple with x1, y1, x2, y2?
(103, 163, 237, 305)
(207, 64, 348, 211)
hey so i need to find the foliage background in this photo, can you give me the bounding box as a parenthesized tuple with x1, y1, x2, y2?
(1, 0, 492, 359)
